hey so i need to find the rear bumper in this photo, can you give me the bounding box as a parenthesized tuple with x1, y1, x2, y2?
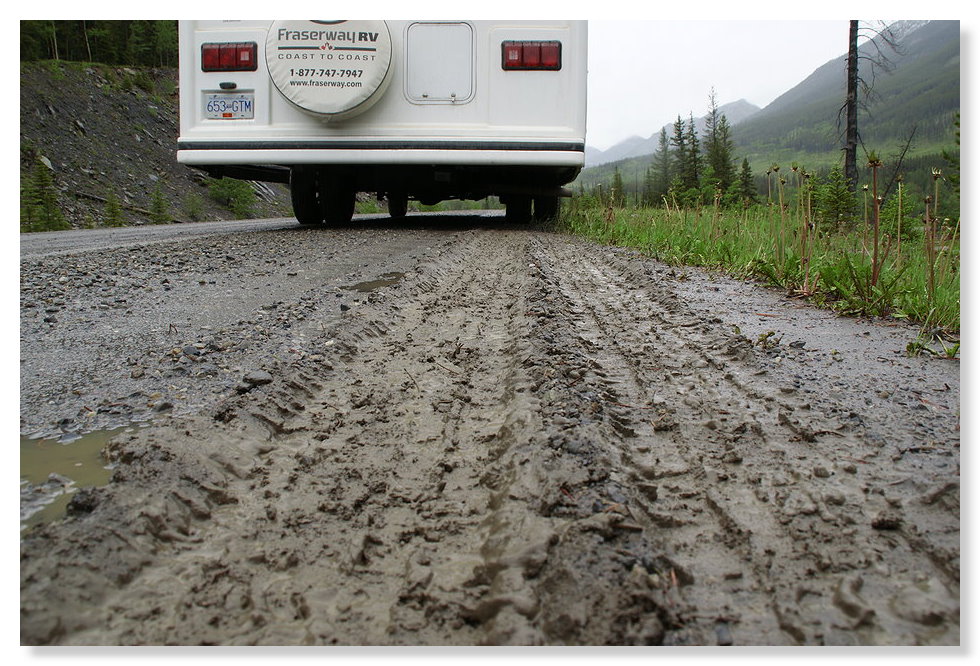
(176, 139, 586, 168)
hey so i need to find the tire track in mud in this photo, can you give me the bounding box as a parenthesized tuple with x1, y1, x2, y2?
(527, 235, 959, 645)
(20, 229, 959, 646)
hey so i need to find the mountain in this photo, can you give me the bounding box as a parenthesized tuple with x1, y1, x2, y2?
(581, 20, 959, 178)
(587, 99, 761, 167)
(734, 20, 959, 165)
(589, 135, 648, 166)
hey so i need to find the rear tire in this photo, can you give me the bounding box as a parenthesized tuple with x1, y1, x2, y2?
(318, 172, 356, 226)
(533, 195, 560, 222)
(388, 192, 408, 219)
(505, 195, 532, 224)
(289, 167, 322, 225)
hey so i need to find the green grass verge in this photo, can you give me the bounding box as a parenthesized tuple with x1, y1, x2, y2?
(559, 197, 959, 333)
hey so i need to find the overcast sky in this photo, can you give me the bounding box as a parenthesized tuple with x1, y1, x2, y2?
(586, 20, 854, 151)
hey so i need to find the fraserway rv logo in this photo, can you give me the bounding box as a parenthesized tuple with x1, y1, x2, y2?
(274, 21, 380, 61)
(276, 27, 380, 53)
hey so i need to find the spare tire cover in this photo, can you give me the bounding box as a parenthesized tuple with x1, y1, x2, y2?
(266, 20, 393, 120)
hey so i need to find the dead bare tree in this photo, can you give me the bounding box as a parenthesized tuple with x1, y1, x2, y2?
(840, 20, 903, 194)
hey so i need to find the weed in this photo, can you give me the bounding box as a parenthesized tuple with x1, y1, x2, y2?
(907, 330, 960, 359)
(755, 330, 783, 350)
(356, 199, 381, 215)
(183, 193, 205, 222)
(561, 166, 959, 332)
(208, 177, 256, 219)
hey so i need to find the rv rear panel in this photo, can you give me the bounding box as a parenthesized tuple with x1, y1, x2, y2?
(177, 20, 587, 224)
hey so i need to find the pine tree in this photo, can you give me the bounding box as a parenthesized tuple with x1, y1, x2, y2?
(703, 90, 737, 201)
(670, 116, 688, 188)
(641, 166, 656, 206)
(21, 156, 69, 232)
(651, 127, 672, 205)
(738, 158, 759, 206)
(103, 191, 126, 227)
(671, 115, 701, 196)
(684, 113, 701, 191)
(149, 182, 170, 224)
(610, 168, 625, 207)
(817, 165, 856, 229)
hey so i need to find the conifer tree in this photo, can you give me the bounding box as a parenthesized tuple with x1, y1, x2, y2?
(684, 113, 701, 190)
(703, 91, 737, 201)
(670, 115, 700, 194)
(20, 156, 69, 232)
(738, 159, 758, 206)
(149, 182, 170, 224)
(641, 166, 656, 206)
(610, 168, 625, 207)
(651, 127, 672, 205)
(103, 191, 126, 227)
(817, 165, 856, 229)
(670, 115, 688, 187)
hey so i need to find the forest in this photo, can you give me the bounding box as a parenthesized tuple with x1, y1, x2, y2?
(20, 20, 178, 68)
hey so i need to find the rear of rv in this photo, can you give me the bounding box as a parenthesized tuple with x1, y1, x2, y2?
(176, 20, 587, 224)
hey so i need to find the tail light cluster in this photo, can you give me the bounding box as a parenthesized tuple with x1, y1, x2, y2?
(501, 40, 561, 71)
(200, 39, 561, 73)
(201, 42, 258, 72)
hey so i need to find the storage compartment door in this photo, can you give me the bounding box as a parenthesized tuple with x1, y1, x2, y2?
(406, 22, 474, 103)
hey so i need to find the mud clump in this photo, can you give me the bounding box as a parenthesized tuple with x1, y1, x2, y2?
(20, 225, 960, 645)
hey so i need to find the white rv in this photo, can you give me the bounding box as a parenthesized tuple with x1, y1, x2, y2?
(176, 20, 587, 224)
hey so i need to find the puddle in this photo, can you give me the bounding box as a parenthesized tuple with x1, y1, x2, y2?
(343, 272, 405, 293)
(20, 428, 127, 531)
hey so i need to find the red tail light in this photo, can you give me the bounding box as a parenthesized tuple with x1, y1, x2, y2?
(501, 41, 561, 71)
(201, 42, 258, 72)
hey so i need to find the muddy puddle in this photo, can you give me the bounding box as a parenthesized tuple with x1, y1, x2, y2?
(20, 428, 126, 531)
(342, 271, 405, 293)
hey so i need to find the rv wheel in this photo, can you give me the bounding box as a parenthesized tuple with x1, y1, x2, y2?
(505, 196, 532, 224)
(318, 175, 356, 226)
(388, 193, 408, 219)
(289, 167, 322, 225)
(533, 195, 560, 222)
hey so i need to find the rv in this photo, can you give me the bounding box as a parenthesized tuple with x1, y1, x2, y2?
(176, 20, 587, 224)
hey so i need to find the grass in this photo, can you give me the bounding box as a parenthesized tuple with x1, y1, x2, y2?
(559, 191, 960, 335)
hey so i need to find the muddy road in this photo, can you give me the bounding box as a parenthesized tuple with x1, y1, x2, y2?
(20, 215, 960, 645)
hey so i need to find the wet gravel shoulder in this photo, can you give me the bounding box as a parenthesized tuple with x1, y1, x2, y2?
(19, 216, 474, 440)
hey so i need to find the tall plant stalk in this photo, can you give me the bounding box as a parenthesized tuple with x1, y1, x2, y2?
(868, 153, 883, 288)
(896, 177, 904, 262)
(924, 196, 936, 301)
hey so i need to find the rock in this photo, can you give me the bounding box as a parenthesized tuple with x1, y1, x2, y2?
(872, 510, 902, 530)
(66, 487, 101, 515)
(715, 621, 734, 646)
(243, 370, 273, 387)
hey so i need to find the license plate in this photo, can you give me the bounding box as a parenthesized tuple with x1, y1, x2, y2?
(204, 93, 254, 119)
